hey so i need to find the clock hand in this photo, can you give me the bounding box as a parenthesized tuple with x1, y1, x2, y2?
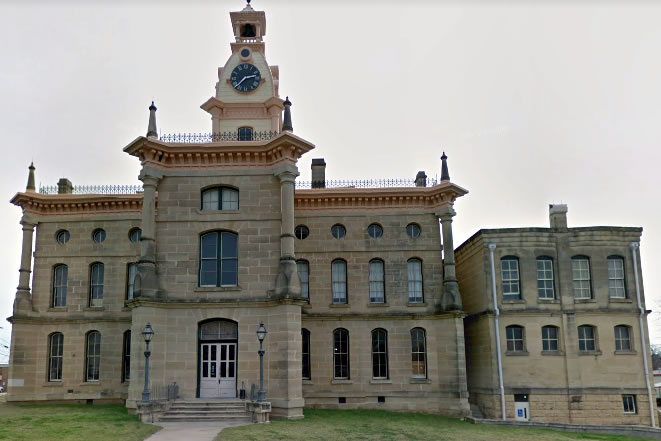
(235, 77, 247, 87)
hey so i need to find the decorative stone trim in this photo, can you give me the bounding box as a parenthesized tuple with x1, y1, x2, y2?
(366, 303, 389, 307)
(409, 378, 432, 384)
(331, 379, 352, 385)
(541, 351, 565, 356)
(614, 350, 637, 355)
(578, 350, 603, 356)
(370, 379, 392, 384)
(11, 193, 143, 216)
(407, 302, 427, 307)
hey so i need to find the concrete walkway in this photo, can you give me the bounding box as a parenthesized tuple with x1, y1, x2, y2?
(145, 421, 251, 441)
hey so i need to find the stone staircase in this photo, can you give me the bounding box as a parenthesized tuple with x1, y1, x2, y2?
(158, 399, 252, 423)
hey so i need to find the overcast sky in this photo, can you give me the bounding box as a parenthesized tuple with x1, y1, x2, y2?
(1, 0, 660, 363)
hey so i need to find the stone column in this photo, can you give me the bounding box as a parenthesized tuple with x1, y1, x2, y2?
(437, 207, 462, 311)
(134, 173, 161, 299)
(14, 217, 35, 314)
(274, 165, 301, 298)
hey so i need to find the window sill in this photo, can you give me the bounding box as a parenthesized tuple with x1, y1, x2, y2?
(79, 381, 101, 386)
(43, 382, 64, 387)
(541, 350, 564, 356)
(331, 379, 352, 385)
(48, 307, 69, 312)
(578, 350, 602, 356)
(502, 299, 525, 304)
(574, 299, 597, 303)
(609, 298, 633, 303)
(195, 209, 240, 215)
(367, 303, 389, 307)
(329, 303, 350, 308)
(537, 299, 560, 304)
(409, 377, 431, 384)
(407, 302, 426, 307)
(84, 306, 105, 311)
(194, 286, 241, 292)
(505, 351, 529, 356)
(370, 379, 392, 384)
(302, 379, 313, 385)
(615, 350, 637, 355)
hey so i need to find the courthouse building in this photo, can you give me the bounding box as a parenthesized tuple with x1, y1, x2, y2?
(6, 2, 656, 426)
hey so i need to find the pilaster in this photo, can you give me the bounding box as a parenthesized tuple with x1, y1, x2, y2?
(273, 165, 301, 298)
(437, 207, 462, 311)
(14, 216, 35, 315)
(134, 171, 162, 299)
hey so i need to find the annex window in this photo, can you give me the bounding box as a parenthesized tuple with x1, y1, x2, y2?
(92, 228, 106, 243)
(506, 325, 525, 352)
(48, 332, 64, 382)
(371, 328, 388, 379)
(542, 326, 559, 352)
(85, 331, 101, 382)
(536, 257, 555, 299)
(369, 259, 385, 304)
(622, 395, 637, 414)
(201, 187, 239, 211)
(199, 231, 238, 287)
(127, 263, 138, 300)
(501, 257, 520, 300)
(302, 329, 311, 380)
(52, 264, 68, 307)
(407, 258, 423, 303)
(608, 256, 626, 298)
(333, 328, 349, 379)
(89, 262, 104, 307)
(122, 330, 131, 382)
(614, 325, 632, 352)
(238, 126, 253, 141)
(296, 260, 309, 301)
(578, 325, 597, 352)
(331, 224, 346, 240)
(129, 228, 142, 243)
(367, 224, 383, 239)
(411, 328, 427, 378)
(572, 257, 592, 299)
(331, 259, 347, 304)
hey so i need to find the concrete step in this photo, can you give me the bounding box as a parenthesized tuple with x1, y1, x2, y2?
(169, 404, 245, 410)
(165, 409, 247, 415)
(159, 414, 252, 423)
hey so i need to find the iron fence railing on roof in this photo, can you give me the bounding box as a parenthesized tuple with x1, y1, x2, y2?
(38, 185, 143, 195)
(295, 178, 438, 189)
(159, 131, 279, 143)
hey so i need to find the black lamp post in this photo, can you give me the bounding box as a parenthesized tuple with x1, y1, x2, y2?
(256, 322, 267, 402)
(141, 323, 154, 404)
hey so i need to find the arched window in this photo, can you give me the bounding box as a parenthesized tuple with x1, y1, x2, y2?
(85, 331, 101, 382)
(411, 328, 427, 378)
(608, 256, 626, 298)
(129, 228, 142, 243)
(536, 257, 555, 299)
(371, 328, 388, 379)
(505, 325, 525, 352)
(333, 328, 349, 379)
(572, 256, 592, 299)
(199, 231, 238, 287)
(407, 258, 423, 303)
(126, 263, 138, 300)
(578, 325, 597, 352)
(369, 259, 385, 304)
(122, 330, 131, 382)
(89, 262, 104, 307)
(48, 332, 64, 382)
(541, 325, 559, 352)
(331, 259, 347, 304)
(201, 187, 239, 211)
(614, 325, 632, 352)
(501, 256, 520, 300)
(367, 224, 383, 239)
(52, 264, 68, 307)
(238, 127, 253, 141)
(302, 329, 311, 380)
(296, 260, 309, 301)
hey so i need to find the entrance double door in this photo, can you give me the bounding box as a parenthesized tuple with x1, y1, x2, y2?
(200, 343, 236, 398)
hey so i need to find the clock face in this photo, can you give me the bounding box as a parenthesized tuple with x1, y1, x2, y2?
(231, 63, 261, 93)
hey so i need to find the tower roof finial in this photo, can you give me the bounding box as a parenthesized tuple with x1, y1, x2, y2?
(282, 96, 293, 132)
(440, 151, 450, 181)
(26, 162, 36, 193)
(147, 101, 158, 138)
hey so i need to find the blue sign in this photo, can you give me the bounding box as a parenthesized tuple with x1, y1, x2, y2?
(517, 409, 524, 417)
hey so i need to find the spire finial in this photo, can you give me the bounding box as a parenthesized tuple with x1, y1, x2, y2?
(147, 101, 158, 138)
(282, 96, 293, 132)
(26, 162, 36, 192)
(440, 151, 450, 181)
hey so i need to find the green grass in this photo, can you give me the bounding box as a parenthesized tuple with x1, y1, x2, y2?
(217, 409, 649, 441)
(0, 399, 159, 441)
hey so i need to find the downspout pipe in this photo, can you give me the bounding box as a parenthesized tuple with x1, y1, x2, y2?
(630, 242, 655, 427)
(488, 243, 506, 420)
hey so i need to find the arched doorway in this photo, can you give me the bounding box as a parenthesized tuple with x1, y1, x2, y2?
(197, 319, 238, 398)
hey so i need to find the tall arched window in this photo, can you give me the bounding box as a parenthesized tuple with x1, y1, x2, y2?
(297, 260, 309, 301)
(371, 328, 388, 379)
(333, 328, 349, 379)
(201, 187, 239, 211)
(199, 231, 238, 287)
(331, 259, 347, 304)
(52, 264, 68, 307)
(89, 262, 104, 307)
(369, 259, 385, 303)
(122, 330, 131, 382)
(501, 256, 520, 300)
(411, 328, 427, 378)
(85, 331, 101, 382)
(407, 258, 423, 303)
(48, 332, 64, 382)
(126, 263, 138, 300)
(302, 329, 311, 380)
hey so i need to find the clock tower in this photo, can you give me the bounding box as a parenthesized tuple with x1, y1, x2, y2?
(201, 1, 284, 137)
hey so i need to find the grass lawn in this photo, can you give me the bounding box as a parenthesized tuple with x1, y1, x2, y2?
(217, 409, 649, 441)
(0, 396, 159, 441)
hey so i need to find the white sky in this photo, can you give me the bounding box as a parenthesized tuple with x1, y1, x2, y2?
(1, 1, 660, 363)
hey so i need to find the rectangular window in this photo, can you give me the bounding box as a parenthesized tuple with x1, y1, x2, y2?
(622, 395, 637, 414)
(572, 258, 592, 299)
(302, 329, 311, 380)
(332, 260, 347, 304)
(238, 127, 253, 141)
(90, 263, 104, 307)
(122, 331, 131, 382)
(536, 258, 555, 299)
(297, 261, 309, 301)
(615, 326, 632, 351)
(506, 326, 525, 352)
(608, 257, 626, 298)
(371, 329, 388, 379)
(52, 265, 68, 307)
(202, 189, 219, 211)
(48, 333, 64, 382)
(411, 328, 427, 378)
(127, 263, 138, 300)
(199, 232, 238, 287)
(85, 332, 101, 382)
(407, 259, 423, 303)
(501, 258, 520, 300)
(369, 260, 385, 303)
(578, 326, 596, 352)
(333, 329, 349, 379)
(542, 326, 559, 352)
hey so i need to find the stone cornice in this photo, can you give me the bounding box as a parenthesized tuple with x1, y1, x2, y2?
(8, 315, 131, 325)
(200, 96, 284, 116)
(123, 132, 314, 171)
(294, 181, 468, 212)
(10, 192, 144, 217)
(302, 311, 466, 320)
(125, 296, 308, 309)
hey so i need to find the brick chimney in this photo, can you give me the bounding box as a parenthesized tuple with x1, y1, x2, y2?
(549, 204, 568, 229)
(311, 158, 326, 189)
